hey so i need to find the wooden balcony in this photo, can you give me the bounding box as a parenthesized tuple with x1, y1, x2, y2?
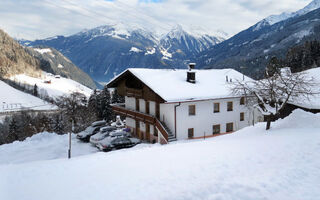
(111, 104, 169, 142)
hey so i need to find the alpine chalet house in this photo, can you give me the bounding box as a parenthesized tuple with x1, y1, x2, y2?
(107, 64, 263, 144)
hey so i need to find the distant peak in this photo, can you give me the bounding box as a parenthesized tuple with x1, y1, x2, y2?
(254, 0, 320, 31)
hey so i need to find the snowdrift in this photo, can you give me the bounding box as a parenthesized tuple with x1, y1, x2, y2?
(1, 109, 320, 200)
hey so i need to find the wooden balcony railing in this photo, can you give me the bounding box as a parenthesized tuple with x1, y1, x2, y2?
(111, 104, 169, 143)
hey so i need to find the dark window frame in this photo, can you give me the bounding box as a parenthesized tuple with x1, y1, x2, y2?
(240, 97, 245, 105)
(189, 105, 196, 116)
(213, 103, 220, 113)
(188, 128, 194, 138)
(227, 101, 233, 112)
(226, 123, 234, 133)
(240, 112, 245, 121)
(213, 124, 220, 134)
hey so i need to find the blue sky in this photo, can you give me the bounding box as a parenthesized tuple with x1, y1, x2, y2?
(0, 0, 312, 40)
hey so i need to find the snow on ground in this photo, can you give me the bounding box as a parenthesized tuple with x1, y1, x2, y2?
(1, 109, 320, 200)
(129, 47, 143, 53)
(0, 132, 98, 164)
(160, 47, 172, 60)
(34, 48, 52, 54)
(10, 73, 92, 99)
(145, 47, 156, 55)
(0, 80, 56, 112)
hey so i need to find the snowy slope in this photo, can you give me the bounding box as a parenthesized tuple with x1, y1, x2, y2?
(10, 73, 92, 99)
(256, 0, 320, 30)
(0, 132, 97, 164)
(1, 109, 320, 200)
(0, 80, 56, 112)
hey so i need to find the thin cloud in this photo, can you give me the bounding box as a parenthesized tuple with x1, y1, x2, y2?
(0, 0, 312, 40)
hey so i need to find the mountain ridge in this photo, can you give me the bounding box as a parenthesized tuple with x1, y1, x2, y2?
(195, 5, 320, 78)
(21, 24, 225, 82)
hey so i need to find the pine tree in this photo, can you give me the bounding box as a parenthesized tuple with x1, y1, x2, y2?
(33, 84, 38, 97)
(8, 118, 18, 141)
(112, 89, 124, 104)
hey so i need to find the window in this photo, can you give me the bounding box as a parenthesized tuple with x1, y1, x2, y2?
(226, 123, 234, 133)
(227, 102, 233, 111)
(213, 103, 220, 113)
(213, 125, 220, 134)
(189, 105, 196, 116)
(240, 97, 245, 105)
(240, 112, 245, 121)
(188, 128, 194, 138)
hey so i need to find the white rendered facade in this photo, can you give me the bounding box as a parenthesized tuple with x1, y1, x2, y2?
(124, 96, 263, 141)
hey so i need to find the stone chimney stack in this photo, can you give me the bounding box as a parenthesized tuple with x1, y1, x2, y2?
(187, 63, 196, 83)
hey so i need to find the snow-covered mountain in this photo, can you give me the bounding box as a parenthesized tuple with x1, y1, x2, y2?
(160, 25, 224, 59)
(196, 5, 320, 78)
(254, 0, 320, 31)
(25, 47, 97, 89)
(20, 24, 225, 82)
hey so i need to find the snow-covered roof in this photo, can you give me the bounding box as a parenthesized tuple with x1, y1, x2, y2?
(109, 68, 252, 102)
(289, 67, 320, 110)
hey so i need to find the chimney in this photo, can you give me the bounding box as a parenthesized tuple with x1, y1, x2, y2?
(187, 63, 196, 83)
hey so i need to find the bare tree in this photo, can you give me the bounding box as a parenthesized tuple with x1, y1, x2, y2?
(55, 92, 88, 132)
(231, 67, 316, 130)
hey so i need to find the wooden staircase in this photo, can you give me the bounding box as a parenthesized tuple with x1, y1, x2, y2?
(112, 104, 177, 144)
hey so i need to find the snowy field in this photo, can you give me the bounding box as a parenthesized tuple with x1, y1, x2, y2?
(10, 73, 92, 98)
(0, 80, 57, 112)
(0, 132, 98, 164)
(1, 109, 320, 200)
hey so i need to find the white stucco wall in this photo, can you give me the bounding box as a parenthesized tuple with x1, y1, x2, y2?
(150, 124, 154, 135)
(149, 101, 156, 116)
(160, 103, 175, 135)
(126, 95, 263, 141)
(126, 117, 135, 129)
(140, 121, 146, 132)
(139, 99, 146, 113)
(172, 98, 262, 140)
(125, 96, 136, 110)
